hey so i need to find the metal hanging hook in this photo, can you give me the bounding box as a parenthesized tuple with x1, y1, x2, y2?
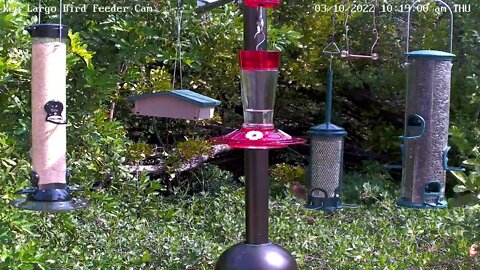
(254, 6, 266, 50)
(406, 0, 453, 54)
(341, 0, 380, 60)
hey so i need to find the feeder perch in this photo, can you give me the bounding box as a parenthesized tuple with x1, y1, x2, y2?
(397, 0, 463, 209)
(128, 90, 221, 120)
(212, 50, 305, 149)
(11, 24, 88, 211)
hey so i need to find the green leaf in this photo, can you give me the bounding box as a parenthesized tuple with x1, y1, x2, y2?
(466, 172, 480, 190)
(450, 171, 467, 185)
(463, 159, 480, 166)
(68, 30, 95, 70)
(453, 185, 468, 193)
(449, 193, 478, 207)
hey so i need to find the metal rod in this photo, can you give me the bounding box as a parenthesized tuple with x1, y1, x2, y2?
(243, 5, 269, 245)
(196, 0, 234, 13)
(347, 54, 375, 59)
(245, 150, 269, 244)
(325, 69, 333, 124)
(342, 53, 379, 60)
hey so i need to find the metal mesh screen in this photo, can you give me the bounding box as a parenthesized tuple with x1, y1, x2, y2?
(309, 136, 343, 198)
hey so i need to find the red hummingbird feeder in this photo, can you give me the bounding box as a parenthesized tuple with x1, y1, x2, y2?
(212, 50, 305, 149)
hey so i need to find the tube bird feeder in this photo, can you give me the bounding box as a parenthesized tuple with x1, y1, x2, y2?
(11, 24, 88, 211)
(305, 66, 347, 211)
(397, 0, 463, 209)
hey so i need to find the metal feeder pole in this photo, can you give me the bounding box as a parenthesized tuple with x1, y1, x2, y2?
(244, 5, 269, 245)
(214, 4, 298, 270)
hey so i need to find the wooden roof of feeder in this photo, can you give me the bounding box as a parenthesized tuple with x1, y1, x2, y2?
(128, 90, 221, 120)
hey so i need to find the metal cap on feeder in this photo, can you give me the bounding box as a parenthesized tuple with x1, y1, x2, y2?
(396, 0, 462, 209)
(212, 50, 305, 149)
(11, 20, 88, 211)
(25, 24, 68, 39)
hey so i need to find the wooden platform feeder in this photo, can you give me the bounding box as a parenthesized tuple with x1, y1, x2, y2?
(128, 90, 221, 120)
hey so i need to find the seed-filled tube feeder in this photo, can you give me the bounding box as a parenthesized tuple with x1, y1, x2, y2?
(397, 0, 463, 209)
(305, 69, 347, 211)
(11, 24, 88, 211)
(212, 50, 304, 149)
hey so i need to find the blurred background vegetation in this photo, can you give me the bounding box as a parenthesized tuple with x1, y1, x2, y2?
(1, 0, 480, 268)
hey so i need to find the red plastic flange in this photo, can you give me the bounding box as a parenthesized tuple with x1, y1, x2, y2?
(244, 0, 281, 8)
(211, 126, 306, 149)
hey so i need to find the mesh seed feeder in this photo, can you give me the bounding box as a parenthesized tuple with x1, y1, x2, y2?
(305, 45, 347, 211)
(212, 50, 305, 149)
(11, 24, 88, 211)
(397, 0, 463, 209)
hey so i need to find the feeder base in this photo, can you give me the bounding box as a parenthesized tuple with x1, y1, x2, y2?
(305, 196, 343, 211)
(395, 199, 447, 209)
(11, 197, 89, 211)
(215, 242, 297, 270)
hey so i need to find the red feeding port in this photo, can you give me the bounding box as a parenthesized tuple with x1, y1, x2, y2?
(239, 50, 280, 71)
(243, 0, 281, 8)
(211, 125, 306, 149)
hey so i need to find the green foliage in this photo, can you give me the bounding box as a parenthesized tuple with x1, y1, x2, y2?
(0, 0, 479, 268)
(1, 157, 478, 269)
(343, 161, 396, 205)
(68, 30, 95, 70)
(126, 142, 154, 163)
(176, 139, 212, 161)
(164, 139, 213, 172)
(449, 152, 480, 209)
(270, 163, 305, 184)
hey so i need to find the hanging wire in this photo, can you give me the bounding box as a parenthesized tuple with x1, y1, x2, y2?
(59, 0, 63, 42)
(322, 11, 341, 69)
(173, 0, 183, 89)
(254, 6, 266, 50)
(343, 1, 351, 56)
(38, 0, 42, 23)
(370, 0, 379, 57)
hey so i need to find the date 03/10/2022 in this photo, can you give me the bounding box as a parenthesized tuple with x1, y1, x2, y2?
(314, 4, 472, 14)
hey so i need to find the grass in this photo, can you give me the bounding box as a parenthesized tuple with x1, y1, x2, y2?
(1, 165, 479, 269)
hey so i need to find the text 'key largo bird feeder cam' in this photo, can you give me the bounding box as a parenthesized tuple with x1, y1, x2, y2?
(211, 0, 304, 268)
(397, 0, 463, 209)
(11, 6, 88, 211)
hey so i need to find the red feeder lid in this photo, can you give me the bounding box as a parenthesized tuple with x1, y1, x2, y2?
(239, 50, 280, 71)
(211, 126, 306, 149)
(244, 0, 281, 8)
